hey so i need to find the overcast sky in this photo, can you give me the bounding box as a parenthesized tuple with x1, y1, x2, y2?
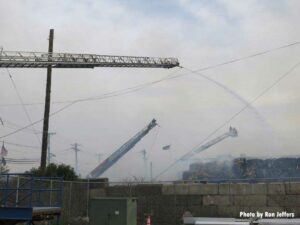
(1, 0, 300, 181)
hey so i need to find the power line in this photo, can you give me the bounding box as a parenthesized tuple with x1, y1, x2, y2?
(0, 68, 182, 139)
(1, 41, 300, 139)
(5, 157, 39, 162)
(2, 122, 35, 134)
(4, 157, 40, 165)
(154, 60, 300, 179)
(1, 118, 43, 135)
(6, 162, 38, 165)
(0, 67, 183, 107)
(5, 68, 41, 145)
(0, 99, 74, 107)
(3, 141, 40, 149)
(0, 103, 73, 139)
(191, 41, 300, 73)
(1, 41, 300, 108)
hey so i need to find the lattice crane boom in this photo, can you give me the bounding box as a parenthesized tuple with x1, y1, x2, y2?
(0, 51, 179, 68)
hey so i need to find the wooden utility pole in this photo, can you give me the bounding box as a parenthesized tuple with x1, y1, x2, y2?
(0, 29, 179, 175)
(71, 143, 81, 176)
(40, 29, 54, 172)
(47, 132, 56, 165)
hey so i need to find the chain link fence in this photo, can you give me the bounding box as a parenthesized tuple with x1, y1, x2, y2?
(2, 175, 300, 225)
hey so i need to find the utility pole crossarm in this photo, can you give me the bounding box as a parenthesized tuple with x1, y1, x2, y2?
(0, 51, 179, 68)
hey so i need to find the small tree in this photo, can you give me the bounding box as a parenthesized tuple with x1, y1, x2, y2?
(26, 163, 78, 180)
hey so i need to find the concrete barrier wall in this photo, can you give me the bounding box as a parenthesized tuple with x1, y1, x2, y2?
(89, 182, 300, 225)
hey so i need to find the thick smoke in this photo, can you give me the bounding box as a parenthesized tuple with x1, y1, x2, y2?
(183, 156, 300, 180)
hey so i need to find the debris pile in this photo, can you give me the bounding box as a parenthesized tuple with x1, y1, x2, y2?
(182, 157, 300, 180)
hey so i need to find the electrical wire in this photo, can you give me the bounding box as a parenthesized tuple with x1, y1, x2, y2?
(3, 141, 40, 149)
(5, 158, 39, 162)
(191, 41, 300, 73)
(1, 41, 300, 108)
(154, 60, 300, 179)
(1, 119, 43, 136)
(1, 41, 300, 139)
(5, 68, 41, 145)
(0, 68, 183, 107)
(2, 118, 42, 133)
(6, 162, 38, 165)
(0, 67, 183, 139)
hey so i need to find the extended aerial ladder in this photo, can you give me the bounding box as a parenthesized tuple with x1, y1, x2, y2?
(89, 119, 157, 178)
(0, 29, 179, 172)
(180, 127, 238, 161)
(0, 51, 179, 68)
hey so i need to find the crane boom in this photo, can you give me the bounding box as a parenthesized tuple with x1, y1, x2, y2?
(89, 119, 157, 178)
(0, 51, 179, 68)
(181, 127, 238, 161)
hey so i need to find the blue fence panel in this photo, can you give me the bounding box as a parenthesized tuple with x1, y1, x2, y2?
(0, 173, 63, 208)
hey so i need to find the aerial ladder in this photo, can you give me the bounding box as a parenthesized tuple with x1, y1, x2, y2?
(0, 29, 179, 171)
(180, 127, 238, 161)
(0, 51, 179, 68)
(89, 119, 157, 178)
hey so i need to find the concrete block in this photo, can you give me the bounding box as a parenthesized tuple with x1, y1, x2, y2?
(267, 183, 285, 195)
(295, 208, 300, 218)
(285, 182, 300, 194)
(230, 183, 252, 195)
(234, 195, 267, 206)
(203, 195, 232, 206)
(175, 195, 202, 206)
(175, 184, 189, 195)
(189, 205, 218, 217)
(162, 184, 175, 195)
(106, 186, 131, 197)
(219, 184, 230, 195)
(188, 195, 203, 205)
(155, 206, 177, 222)
(267, 195, 286, 206)
(160, 195, 177, 206)
(188, 184, 218, 195)
(251, 183, 267, 194)
(267, 195, 300, 207)
(89, 188, 106, 198)
(217, 206, 239, 217)
(135, 184, 162, 195)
